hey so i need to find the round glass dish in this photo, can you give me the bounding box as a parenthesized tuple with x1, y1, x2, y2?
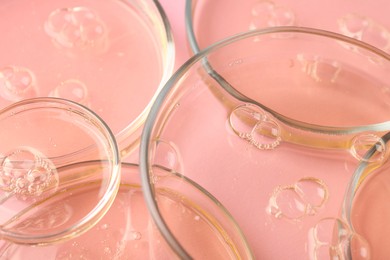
(0, 0, 174, 157)
(188, 0, 390, 54)
(0, 98, 120, 246)
(140, 27, 390, 259)
(343, 132, 390, 259)
(1, 162, 252, 259)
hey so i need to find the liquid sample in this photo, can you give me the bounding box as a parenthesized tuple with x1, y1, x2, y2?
(0, 0, 168, 152)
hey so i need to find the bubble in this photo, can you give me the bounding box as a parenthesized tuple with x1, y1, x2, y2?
(49, 79, 90, 106)
(267, 177, 328, 221)
(249, 0, 296, 30)
(295, 177, 328, 215)
(338, 13, 390, 54)
(267, 185, 307, 219)
(153, 139, 182, 174)
(310, 218, 370, 260)
(229, 104, 281, 150)
(350, 133, 386, 162)
(0, 147, 59, 199)
(45, 7, 107, 52)
(0, 66, 37, 102)
(129, 231, 142, 241)
(296, 54, 342, 83)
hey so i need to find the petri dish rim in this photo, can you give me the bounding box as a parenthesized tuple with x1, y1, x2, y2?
(0, 97, 121, 245)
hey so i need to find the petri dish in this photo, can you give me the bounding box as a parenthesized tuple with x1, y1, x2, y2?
(1, 162, 252, 259)
(140, 27, 390, 259)
(0, 0, 175, 157)
(343, 132, 390, 259)
(0, 98, 120, 246)
(189, 0, 390, 54)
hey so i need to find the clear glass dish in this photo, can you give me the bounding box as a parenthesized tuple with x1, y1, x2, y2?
(0, 0, 175, 157)
(0, 98, 120, 247)
(343, 132, 390, 259)
(188, 0, 390, 54)
(140, 27, 390, 259)
(1, 162, 252, 259)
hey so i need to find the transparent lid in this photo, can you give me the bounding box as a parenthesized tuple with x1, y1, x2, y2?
(140, 27, 390, 259)
(0, 98, 120, 245)
(0, 0, 174, 156)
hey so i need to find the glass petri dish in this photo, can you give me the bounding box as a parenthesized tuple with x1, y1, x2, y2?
(140, 27, 390, 259)
(0, 0, 174, 157)
(343, 132, 390, 259)
(188, 0, 390, 54)
(1, 162, 252, 259)
(0, 98, 120, 246)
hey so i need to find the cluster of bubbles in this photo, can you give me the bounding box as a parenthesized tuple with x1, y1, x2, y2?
(266, 177, 328, 220)
(229, 104, 281, 150)
(44, 7, 107, 52)
(0, 146, 58, 200)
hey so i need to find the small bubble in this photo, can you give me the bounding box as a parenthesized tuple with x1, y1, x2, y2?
(45, 7, 107, 52)
(101, 223, 109, 230)
(313, 218, 350, 246)
(296, 54, 342, 83)
(0, 66, 37, 101)
(350, 133, 386, 162)
(49, 79, 90, 107)
(0, 147, 59, 199)
(194, 215, 200, 221)
(229, 104, 281, 150)
(130, 231, 142, 240)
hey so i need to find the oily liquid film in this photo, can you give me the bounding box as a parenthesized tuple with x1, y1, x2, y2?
(0, 0, 165, 138)
(1, 181, 241, 259)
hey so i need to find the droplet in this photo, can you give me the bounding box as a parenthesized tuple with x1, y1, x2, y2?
(229, 104, 281, 150)
(0, 66, 37, 102)
(49, 79, 90, 107)
(350, 133, 386, 162)
(101, 223, 109, 230)
(0, 147, 59, 199)
(130, 231, 142, 240)
(45, 7, 107, 52)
